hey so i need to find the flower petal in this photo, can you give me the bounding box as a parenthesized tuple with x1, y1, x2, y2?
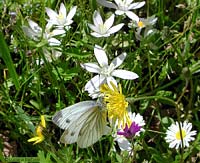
(126, 0, 134, 5)
(84, 76, 104, 99)
(88, 23, 100, 33)
(115, 10, 125, 15)
(125, 11, 139, 21)
(94, 45, 108, 67)
(128, 2, 145, 10)
(97, 0, 117, 9)
(52, 49, 62, 58)
(112, 69, 139, 80)
(91, 32, 110, 37)
(106, 76, 118, 87)
(85, 75, 105, 91)
(66, 6, 77, 22)
(28, 136, 40, 142)
(115, 136, 132, 151)
(22, 26, 39, 40)
(59, 3, 67, 19)
(104, 14, 115, 30)
(41, 115, 46, 128)
(81, 63, 100, 73)
(111, 52, 127, 69)
(51, 29, 66, 36)
(114, 0, 123, 6)
(45, 8, 58, 20)
(93, 11, 103, 27)
(48, 38, 61, 46)
(28, 20, 42, 34)
(107, 23, 124, 35)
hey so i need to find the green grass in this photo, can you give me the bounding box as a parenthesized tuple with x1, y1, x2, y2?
(0, 0, 200, 162)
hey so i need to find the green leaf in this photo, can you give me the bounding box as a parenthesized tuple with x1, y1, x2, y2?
(38, 150, 52, 163)
(0, 32, 20, 90)
(115, 153, 122, 163)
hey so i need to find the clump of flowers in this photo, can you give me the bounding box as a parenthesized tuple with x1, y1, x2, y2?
(165, 121, 197, 149)
(28, 115, 46, 145)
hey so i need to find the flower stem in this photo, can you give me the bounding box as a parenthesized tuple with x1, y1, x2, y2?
(127, 95, 176, 106)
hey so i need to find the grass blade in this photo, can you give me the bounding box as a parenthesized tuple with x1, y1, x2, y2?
(0, 32, 20, 90)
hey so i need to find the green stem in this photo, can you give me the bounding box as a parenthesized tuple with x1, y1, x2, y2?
(142, 76, 181, 96)
(127, 96, 176, 107)
(175, 81, 188, 163)
(147, 52, 153, 91)
(5, 157, 39, 162)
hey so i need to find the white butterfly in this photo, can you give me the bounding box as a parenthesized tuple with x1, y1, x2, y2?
(52, 100, 111, 148)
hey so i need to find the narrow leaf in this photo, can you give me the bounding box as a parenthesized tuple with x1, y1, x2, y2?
(0, 32, 20, 90)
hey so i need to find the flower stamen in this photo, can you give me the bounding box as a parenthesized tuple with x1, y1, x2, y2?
(176, 130, 186, 140)
(100, 82, 130, 127)
(138, 21, 144, 28)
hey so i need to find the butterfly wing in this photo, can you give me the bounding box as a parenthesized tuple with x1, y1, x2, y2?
(59, 117, 85, 144)
(53, 100, 111, 148)
(53, 101, 98, 144)
(59, 104, 98, 144)
(77, 106, 111, 148)
(52, 101, 97, 130)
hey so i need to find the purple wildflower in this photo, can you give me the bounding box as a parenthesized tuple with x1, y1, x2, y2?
(117, 122, 142, 139)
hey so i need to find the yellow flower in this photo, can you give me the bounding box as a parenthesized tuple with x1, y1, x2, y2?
(28, 115, 46, 145)
(100, 82, 130, 127)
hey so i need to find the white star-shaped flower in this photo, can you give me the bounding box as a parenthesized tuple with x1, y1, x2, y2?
(128, 15, 158, 40)
(22, 19, 65, 46)
(165, 121, 197, 149)
(97, 0, 145, 20)
(45, 3, 77, 30)
(81, 45, 138, 98)
(88, 10, 124, 37)
(22, 20, 64, 63)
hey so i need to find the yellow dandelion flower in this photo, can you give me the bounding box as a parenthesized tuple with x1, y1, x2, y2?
(28, 115, 46, 145)
(100, 82, 131, 127)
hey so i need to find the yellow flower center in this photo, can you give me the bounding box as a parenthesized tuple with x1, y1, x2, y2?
(100, 82, 130, 127)
(99, 24, 107, 34)
(176, 129, 186, 140)
(57, 13, 64, 20)
(138, 21, 144, 28)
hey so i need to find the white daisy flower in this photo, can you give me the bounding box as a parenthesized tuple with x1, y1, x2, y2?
(97, 0, 145, 20)
(165, 121, 197, 149)
(88, 10, 124, 37)
(81, 45, 138, 98)
(45, 3, 77, 30)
